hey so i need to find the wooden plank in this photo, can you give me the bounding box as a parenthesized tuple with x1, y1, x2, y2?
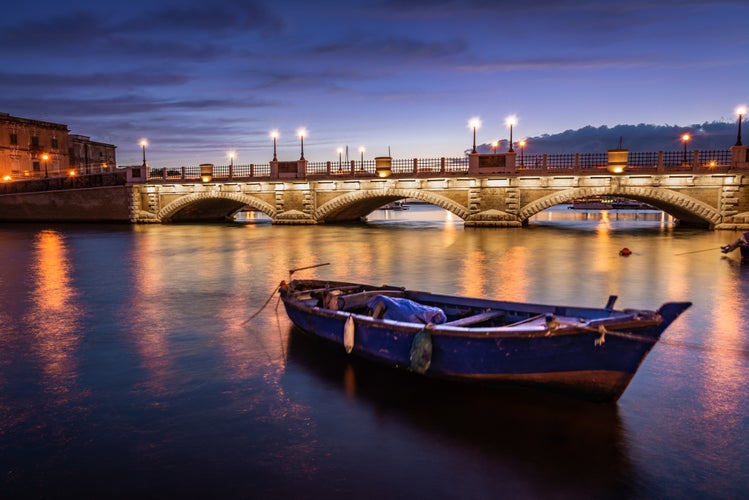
(336, 290, 406, 310)
(443, 309, 505, 327)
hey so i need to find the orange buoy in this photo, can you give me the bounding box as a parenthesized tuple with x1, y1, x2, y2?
(619, 248, 632, 256)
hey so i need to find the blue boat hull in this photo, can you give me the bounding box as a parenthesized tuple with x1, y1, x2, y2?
(280, 280, 691, 402)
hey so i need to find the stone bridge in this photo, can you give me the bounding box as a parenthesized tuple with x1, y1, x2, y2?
(4, 146, 749, 229)
(130, 147, 749, 229)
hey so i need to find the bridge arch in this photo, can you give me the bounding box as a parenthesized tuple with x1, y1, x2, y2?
(314, 188, 470, 223)
(158, 191, 276, 222)
(518, 186, 720, 227)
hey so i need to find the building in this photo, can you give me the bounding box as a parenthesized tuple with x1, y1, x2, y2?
(69, 134, 117, 174)
(0, 112, 116, 180)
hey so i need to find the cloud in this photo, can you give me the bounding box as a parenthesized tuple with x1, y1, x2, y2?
(116, 0, 285, 35)
(0, 71, 191, 90)
(308, 34, 467, 60)
(476, 121, 738, 154)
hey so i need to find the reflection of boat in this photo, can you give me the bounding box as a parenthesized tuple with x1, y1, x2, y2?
(379, 201, 409, 210)
(280, 279, 691, 402)
(569, 197, 657, 210)
(285, 329, 634, 495)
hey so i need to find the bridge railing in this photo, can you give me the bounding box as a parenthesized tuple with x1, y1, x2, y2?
(149, 163, 273, 181)
(141, 150, 739, 181)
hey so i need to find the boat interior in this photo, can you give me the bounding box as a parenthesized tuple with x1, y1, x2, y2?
(286, 282, 599, 330)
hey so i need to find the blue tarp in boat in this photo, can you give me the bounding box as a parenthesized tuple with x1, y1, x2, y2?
(366, 295, 447, 324)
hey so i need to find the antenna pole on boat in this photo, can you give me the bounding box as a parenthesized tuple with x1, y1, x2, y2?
(289, 262, 330, 279)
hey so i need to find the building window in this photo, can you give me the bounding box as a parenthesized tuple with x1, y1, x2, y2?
(10, 133, 17, 145)
(51, 138, 59, 149)
(33, 161, 41, 172)
(31, 136, 39, 148)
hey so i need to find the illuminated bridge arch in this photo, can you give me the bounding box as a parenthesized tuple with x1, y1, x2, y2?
(518, 186, 721, 227)
(314, 188, 470, 223)
(158, 191, 277, 222)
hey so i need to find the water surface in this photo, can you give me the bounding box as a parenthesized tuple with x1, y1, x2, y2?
(1, 206, 747, 498)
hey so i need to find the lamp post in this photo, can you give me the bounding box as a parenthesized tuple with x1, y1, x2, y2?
(140, 139, 148, 168)
(337, 147, 343, 170)
(41, 153, 49, 178)
(519, 139, 526, 166)
(505, 115, 517, 152)
(469, 117, 481, 154)
(736, 107, 746, 146)
(359, 146, 365, 166)
(491, 141, 498, 155)
(297, 128, 306, 160)
(229, 151, 235, 168)
(271, 130, 279, 161)
(682, 134, 690, 164)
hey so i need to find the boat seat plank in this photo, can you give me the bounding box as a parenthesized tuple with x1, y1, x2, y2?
(504, 313, 551, 327)
(443, 309, 505, 327)
(335, 290, 406, 311)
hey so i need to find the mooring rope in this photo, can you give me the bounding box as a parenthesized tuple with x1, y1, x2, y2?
(241, 282, 282, 326)
(553, 321, 657, 345)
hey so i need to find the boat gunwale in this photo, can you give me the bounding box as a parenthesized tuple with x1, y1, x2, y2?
(282, 290, 664, 339)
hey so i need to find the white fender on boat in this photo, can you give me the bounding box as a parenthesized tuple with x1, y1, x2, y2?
(344, 315, 355, 354)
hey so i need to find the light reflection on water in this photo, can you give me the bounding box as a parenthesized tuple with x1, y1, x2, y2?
(27, 229, 83, 401)
(0, 206, 748, 498)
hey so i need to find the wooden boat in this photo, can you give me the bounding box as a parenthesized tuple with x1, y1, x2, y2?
(279, 279, 691, 402)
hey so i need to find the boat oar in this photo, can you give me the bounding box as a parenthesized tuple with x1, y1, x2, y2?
(673, 247, 723, 256)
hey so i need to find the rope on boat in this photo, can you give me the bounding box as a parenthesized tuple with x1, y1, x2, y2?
(550, 318, 658, 346)
(673, 247, 722, 256)
(241, 262, 329, 326)
(241, 282, 283, 326)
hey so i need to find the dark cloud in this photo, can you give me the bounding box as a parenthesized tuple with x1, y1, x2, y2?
(456, 55, 661, 72)
(476, 122, 738, 154)
(309, 34, 467, 60)
(0, 94, 274, 118)
(0, 71, 190, 90)
(115, 0, 284, 35)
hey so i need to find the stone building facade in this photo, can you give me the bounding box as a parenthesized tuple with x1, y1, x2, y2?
(0, 112, 116, 180)
(69, 134, 117, 174)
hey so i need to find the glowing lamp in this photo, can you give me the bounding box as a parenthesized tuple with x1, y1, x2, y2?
(200, 163, 213, 182)
(468, 117, 481, 153)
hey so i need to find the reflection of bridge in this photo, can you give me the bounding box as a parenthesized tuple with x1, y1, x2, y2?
(2, 146, 749, 229)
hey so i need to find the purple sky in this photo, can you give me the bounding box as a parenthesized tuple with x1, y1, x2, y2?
(1, 0, 746, 166)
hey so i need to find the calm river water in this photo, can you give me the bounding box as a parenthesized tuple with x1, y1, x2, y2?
(1, 205, 748, 499)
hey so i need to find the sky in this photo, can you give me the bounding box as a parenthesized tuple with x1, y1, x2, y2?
(1, 0, 747, 167)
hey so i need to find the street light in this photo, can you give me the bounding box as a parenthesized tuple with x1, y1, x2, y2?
(140, 139, 148, 168)
(297, 128, 306, 160)
(736, 106, 746, 146)
(468, 117, 481, 154)
(519, 139, 526, 166)
(491, 141, 498, 155)
(271, 130, 279, 161)
(337, 147, 343, 170)
(359, 146, 365, 166)
(682, 134, 690, 164)
(505, 115, 517, 152)
(41, 153, 49, 178)
(228, 151, 235, 169)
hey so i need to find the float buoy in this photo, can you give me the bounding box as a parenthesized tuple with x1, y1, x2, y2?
(409, 326, 433, 374)
(619, 248, 632, 256)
